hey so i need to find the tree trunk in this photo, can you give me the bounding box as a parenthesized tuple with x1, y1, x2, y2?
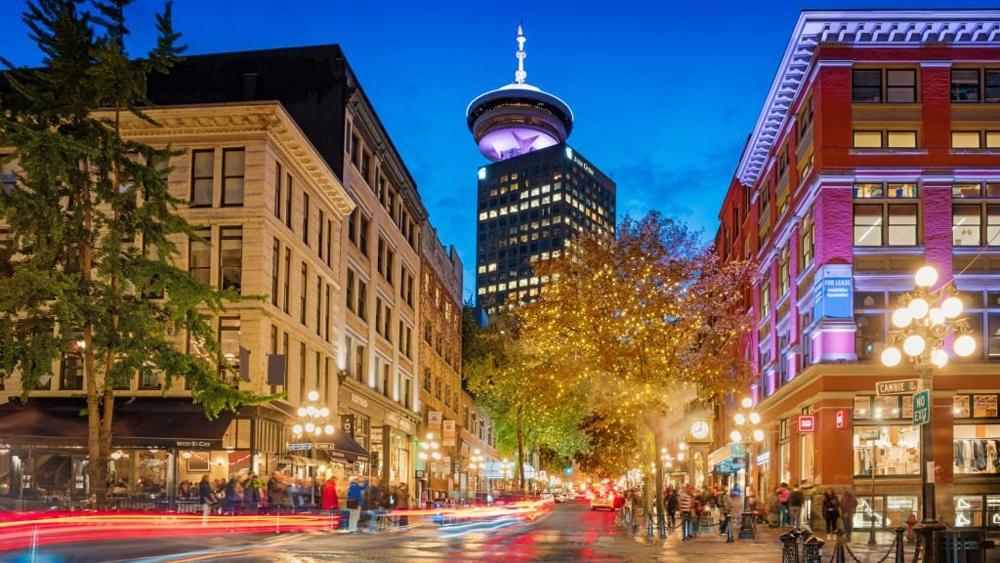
(80, 173, 106, 508)
(516, 407, 526, 492)
(654, 429, 665, 532)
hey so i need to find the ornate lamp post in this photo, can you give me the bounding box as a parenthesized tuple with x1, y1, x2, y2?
(291, 390, 334, 506)
(469, 449, 485, 499)
(416, 433, 441, 507)
(731, 397, 765, 509)
(879, 265, 975, 561)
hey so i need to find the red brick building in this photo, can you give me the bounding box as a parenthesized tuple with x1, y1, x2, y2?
(714, 11, 1000, 529)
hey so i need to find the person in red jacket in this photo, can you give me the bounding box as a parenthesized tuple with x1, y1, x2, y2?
(322, 478, 339, 511)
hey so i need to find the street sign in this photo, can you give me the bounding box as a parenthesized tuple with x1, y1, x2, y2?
(288, 442, 311, 451)
(835, 410, 847, 429)
(876, 379, 922, 396)
(913, 389, 931, 425)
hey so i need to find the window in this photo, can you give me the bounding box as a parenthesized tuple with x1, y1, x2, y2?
(953, 131, 982, 149)
(221, 148, 244, 206)
(299, 342, 307, 403)
(853, 205, 883, 246)
(952, 69, 981, 102)
(357, 279, 367, 320)
(800, 431, 815, 483)
(300, 263, 308, 325)
(886, 69, 917, 103)
(853, 130, 883, 148)
(190, 149, 214, 207)
(283, 248, 291, 314)
(888, 204, 918, 246)
(954, 205, 983, 246)
(423, 368, 431, 391)
(302, 193, 310, 246)
(853, 69, 883, 102)
(325, 284, 331, 341)
(853, 425, 920, 476)
(359, 215, 370, 257)
(318, 210, 325, 261)
(778, 248, 790, 296)
(355, 343, 366, 383)
(60, 338, 84, 391)
(218, 317, 240, 383)
(760, 281, 771, 314)
(326, 218, 333, 268)
(953, 183, 984, 198)
(271, 238, 280, 306)
(274, 162, 283, 220)
(282, 332, 289, 388)
(346, 269, 356, 313)
(348, 209, 358, 244)
(801, 214, 814, 267)
(316, 277, 323, 336)
(887, 131, 918, 148)
(855, 314, 884, 361)
(382, 362, 390, 397)
(987, 69, 1000, 103)
(188, 227, 211, 284)
(219, 227, 242, 293)
(990, 315, 1000, 360)
(798, 96, 814, 138)
(854, 183, 884, 198)
(285, 173, 293, 229)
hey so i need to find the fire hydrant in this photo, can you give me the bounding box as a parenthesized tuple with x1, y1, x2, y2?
(905, 513, 918, 543)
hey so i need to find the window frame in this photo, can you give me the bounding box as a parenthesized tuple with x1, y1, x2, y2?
(190, 149, 215, 207)
(220, 147, 245, 207)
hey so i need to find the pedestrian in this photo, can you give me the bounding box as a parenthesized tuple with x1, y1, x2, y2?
(666, 488, 679, 529)
(822, 488, 840, 537)
(267, 471, 289, 511)
(347, 477, 366, 532)
(224, 474, 242, 514)
(322, 477, 339, 511)
(242, 473, 264, 514)
(365, 478, 383, 533)
(692, 489, 704, 537)
(726, 489, 741, 543)
(788, 485, 803, 528)
(678, 484, 693, 540)
(776, 483, 790, 526)
(840, 489, 857, 541)
(198, 475, 216, 522)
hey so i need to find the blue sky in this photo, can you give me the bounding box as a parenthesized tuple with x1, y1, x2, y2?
(1, 0, 987, 299)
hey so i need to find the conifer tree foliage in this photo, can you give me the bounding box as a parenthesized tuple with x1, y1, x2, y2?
(0, 0, 261, 506)
(520, 212, 757, 519)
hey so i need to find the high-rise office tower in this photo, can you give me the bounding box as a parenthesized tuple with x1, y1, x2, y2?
(467, 27, 616, 314)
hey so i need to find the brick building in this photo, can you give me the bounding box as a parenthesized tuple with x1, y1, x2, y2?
(714, 11, 1000, 529)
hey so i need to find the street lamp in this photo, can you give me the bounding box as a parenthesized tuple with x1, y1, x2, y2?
(469, 449, 485, 499)
(416, 433, 440, 507)
(732, 397, 765, 510)
(292, 390, 334, 506)
(880, 264, 974, 560)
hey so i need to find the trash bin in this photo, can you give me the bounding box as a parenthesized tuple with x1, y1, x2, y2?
(935, 529, 992, 563)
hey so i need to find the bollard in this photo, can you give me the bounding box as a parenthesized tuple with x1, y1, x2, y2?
(893, 527, 905, 563)
(779, 529, 801, 563)
(803, 535, 825, 563)
(831, 529, 847, 563)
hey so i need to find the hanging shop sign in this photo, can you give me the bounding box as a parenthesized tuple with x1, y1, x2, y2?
(812, 264, 853, 320)
(797, 415, 816, 433)
(835, 410, 847, 430)
(442, 420, 457, 447)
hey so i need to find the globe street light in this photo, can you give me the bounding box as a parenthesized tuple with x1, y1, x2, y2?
(292, 390, 335, 506)
(732, 397, 765, 509)
(880, 264, 974, 559)
(416, 433, 441, 507)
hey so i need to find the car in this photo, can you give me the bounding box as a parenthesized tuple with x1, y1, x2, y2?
(554, 493, 566, 503)
(590, 490, 617, 510)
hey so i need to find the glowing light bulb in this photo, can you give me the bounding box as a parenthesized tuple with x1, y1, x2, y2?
(753, 429, 765, 442)
(730, 430, 743, 443)
(903, 334, 926, 357)
(942, 296, 963, 319)
(915, 265, 938, 288)
(307, 390, 320, 402)
(319, 407, 330, 418)
(881, 346, 902, 367)
(292, 424, 303, 435)
(297, 407, 307, 417)
(931, 349, 948, 368)
(741, 397, 753, 409)
(749, 412, 761, 425)
(954, 334, 976, 357)
(324, 424, 335, 435)
(734, 413, 746, 425)
(892, 308, 913, 328)
(305, 422, 315, 433)
(908, 298, 929, 320)
(928, 308, 945, 326)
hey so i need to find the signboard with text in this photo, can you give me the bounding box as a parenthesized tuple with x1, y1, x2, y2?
(836, 410, 847, 430)
(442, 420, 457, 447)
(797, 415, 816, 432)
(877, 379, 922, 396)
(913, 389, 931, 425)
(428, 411, 442, 437)
(812, 264, 853, 320)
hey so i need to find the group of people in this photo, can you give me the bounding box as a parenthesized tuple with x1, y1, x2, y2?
(771, 483, 859, 539)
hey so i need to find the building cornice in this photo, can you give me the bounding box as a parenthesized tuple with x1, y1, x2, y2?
(106, 102, 355, 217)
(735, 10, 1000, 187)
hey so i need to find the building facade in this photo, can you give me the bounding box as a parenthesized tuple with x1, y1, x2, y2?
(715, 10, 1000, 529)
(0, 101, 357, 504)
(417, 226, 464, 500)
(467, 27, 616, 315)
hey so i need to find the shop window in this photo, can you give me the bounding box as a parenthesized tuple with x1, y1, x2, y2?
(854, 291, 885, 309)
(953, 424, 1000, 475)
(975, 395, 998, 418)
(855, 496, 919, 530)
(779, 442, 791, 485)
(989, 315, 1000, 359)
(853, 425, 920, 476)
(873, 395, 902, 419)
(954, 395, 972, 418)
(800, 432, 815, 483)
(954, 495, 1000, 529)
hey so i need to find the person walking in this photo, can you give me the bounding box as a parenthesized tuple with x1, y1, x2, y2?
(788, 486, 804, 528)
(322, 477, 339, 511)
(666, 488, 679, 529)
(678, 485, 693, 540)
(198, 475, 216, 522)
(365, 478, 384, 533)
(242, 473, 264, 515)
(224, 475, 242, 515)
(347, 478, 366, 532)
(840, 489, 857, 541)
(822, 488, 841, 538)
(776, 483, 791, 526)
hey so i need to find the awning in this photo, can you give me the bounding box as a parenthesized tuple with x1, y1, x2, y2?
(288, 431, 369, 464)
(0, 398, 233, 449)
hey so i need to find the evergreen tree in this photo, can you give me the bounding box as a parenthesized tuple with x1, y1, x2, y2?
(0, 0, 262, 506)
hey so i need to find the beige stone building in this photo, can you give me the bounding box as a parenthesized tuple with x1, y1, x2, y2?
(418, 225, 464, 500)
(0, 101, 357, 504)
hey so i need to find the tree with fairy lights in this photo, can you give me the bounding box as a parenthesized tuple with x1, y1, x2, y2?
(521, 212, 757, 530)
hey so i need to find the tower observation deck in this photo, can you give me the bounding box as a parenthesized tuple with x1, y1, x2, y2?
(466, 26, 574, 162)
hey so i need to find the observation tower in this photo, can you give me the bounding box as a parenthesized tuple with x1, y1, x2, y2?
(466, 26, 574, 162)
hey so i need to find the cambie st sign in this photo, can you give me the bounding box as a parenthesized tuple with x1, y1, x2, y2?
(876, 378, 922, 396)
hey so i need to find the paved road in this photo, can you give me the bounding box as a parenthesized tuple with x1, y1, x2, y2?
(6, 501, 928, 562)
